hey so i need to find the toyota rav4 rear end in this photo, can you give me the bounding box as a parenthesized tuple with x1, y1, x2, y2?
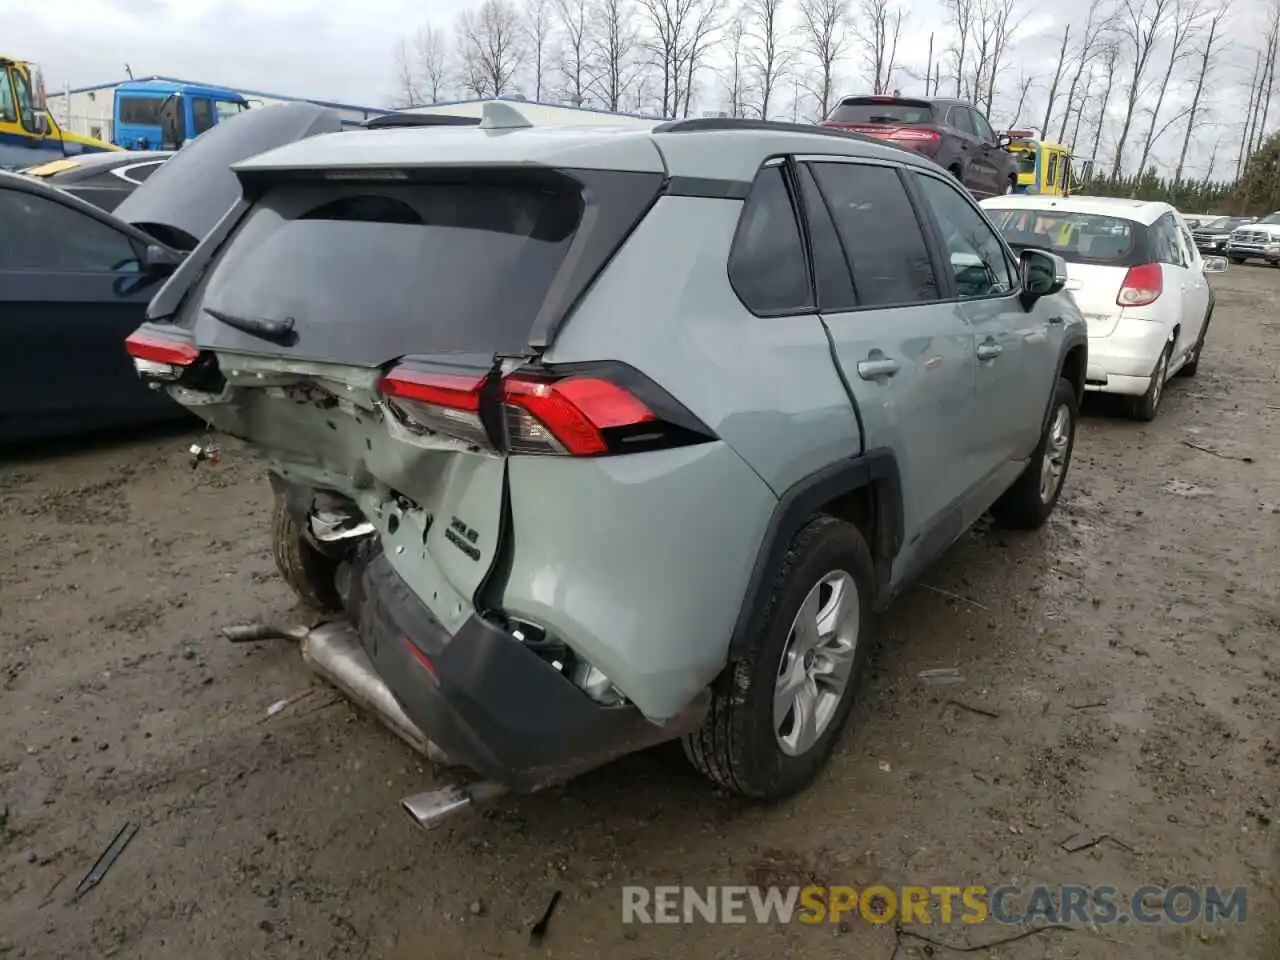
(125, 119, 778, 801)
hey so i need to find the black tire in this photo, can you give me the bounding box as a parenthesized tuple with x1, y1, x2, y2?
(683, 516, 874, 800)
(1229, 257, 1246, 265)
(1178, 311, 1210, 378)
(990, 377, 1078, 530)
(271, 496, 342, 612)
(1129, 341, 1171, 422)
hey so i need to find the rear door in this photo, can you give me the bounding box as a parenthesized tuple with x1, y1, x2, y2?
(0, 187, 166, 439)
(946, 107, 985, 192)
(1172, 216, 1211, 358)
(800, 156, 978, 574)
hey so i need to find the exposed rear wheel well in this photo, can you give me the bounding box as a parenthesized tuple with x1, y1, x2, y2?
(820, 486, 876, 555)
(1061, 345, 1086, 403)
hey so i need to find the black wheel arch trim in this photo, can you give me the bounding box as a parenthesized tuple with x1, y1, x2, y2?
(1047, 332, 1088, 429)
(726, 449, 903, 660)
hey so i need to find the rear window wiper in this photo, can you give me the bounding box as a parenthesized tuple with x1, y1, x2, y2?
(204, 307, 296, 344)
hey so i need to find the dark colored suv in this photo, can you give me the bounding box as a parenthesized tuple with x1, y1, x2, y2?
(822, 95, 1018, 199)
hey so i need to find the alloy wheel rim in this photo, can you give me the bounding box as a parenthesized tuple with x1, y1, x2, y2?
(1039, 403, 1071, 503)
(1152, 350, 1168, 408)
(774, 570, 860, 757)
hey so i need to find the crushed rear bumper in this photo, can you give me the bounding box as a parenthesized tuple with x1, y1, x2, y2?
(351, 550, 705, 793)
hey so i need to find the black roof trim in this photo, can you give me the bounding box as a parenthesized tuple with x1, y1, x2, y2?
(362, 113, 483, 129)
(651, 117, 881, 146)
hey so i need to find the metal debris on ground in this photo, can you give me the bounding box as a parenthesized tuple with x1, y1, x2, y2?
(266, 688, 317, 718)
(221, 623, 309, 644)
(528, 890, 562, 946)
(1180, 439, 1254, 463)
(1059, 829, 1138, 855)
(946, 699, 1001, 719)
(921, 583, 991, 611)
(918, 668, 966, 686)
(72, 822, 139, 901)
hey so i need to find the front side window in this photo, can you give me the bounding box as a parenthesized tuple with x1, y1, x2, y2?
(949, 107, 976, 135)
(0, 190, 141, 272)
(728, 165, 812, 314)
(191, 98, 215, 134)
(0, 68, 16, 123)
(971, 110, 997, 144)
(915, 173, 1014, 298)
(1046, 154, 1059, 186)
(11, 69, 36, 133)
(810, 162, 939, 306)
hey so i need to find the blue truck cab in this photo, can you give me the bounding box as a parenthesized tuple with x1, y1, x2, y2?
(113, 80, 249, 150)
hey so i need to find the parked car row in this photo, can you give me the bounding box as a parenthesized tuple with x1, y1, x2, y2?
(2, 102, 1233, 828)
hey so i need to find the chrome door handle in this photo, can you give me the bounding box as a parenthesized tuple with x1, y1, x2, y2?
(976, 342, 1003, 361)
(856, 357, 901, 380)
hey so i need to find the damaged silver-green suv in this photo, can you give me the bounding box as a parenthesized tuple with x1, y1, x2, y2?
(127, 104, 1087, 825)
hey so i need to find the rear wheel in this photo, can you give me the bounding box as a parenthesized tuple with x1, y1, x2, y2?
(1129, 341, 1170, 422)
(271, 496, 342, 612)
(1229, 256, 1246, 265)
(683, 516, 873, 800)
(990, 377, 1077, 530)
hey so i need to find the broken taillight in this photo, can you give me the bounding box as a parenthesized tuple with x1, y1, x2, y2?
(378, 365, 703, 457)
(124, 330, 199, 381)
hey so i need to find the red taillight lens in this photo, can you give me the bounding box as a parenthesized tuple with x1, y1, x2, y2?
(1117, 263, 1163, 307)
(377, 367, 490, 448)
(124, 329, 198, 380)
(501, 375, 656, 456)
(886, 127, 941, 143)
(377, 365, 663, 457)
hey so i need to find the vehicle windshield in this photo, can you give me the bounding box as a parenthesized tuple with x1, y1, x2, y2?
(1202, 217, 1242, 230)
(826, 98, 933, 124)
(991, 209, 1143, 265)
(1258, 212, 1280, 225)
(214, 100, 248, 122)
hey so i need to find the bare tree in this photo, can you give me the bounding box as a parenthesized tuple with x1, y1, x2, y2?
(638, 0, 715, 117)
(556, 0, 593, 105)
(457, 0, 526, 97)
(853, 0, 905, 96)
(976, 0, 1018, 117)
(1238, 51, 1262, 178)
(1173, 4, 1228, 189)
(1133, 0, 1204, 179)
(1007, 69, 1036, 127)
(1089, 41, 1121, 161)
(391, 39, 422, 107)
(1109, 0, 1175, 180)
(719, 15, 754, 116)
(1040, 24, 1071, 137)
(1250, 3, 1280, 156)
(744, 0, 793, 118)
(524, 0, 556, 101)
(680, 2, 721, 117)
(589, 0, 640, 110)
(796, 0, 850, 120)
(946, 0, 976, 97)
(1056, 0, 1115, 143)
(415, 25, 452, 103)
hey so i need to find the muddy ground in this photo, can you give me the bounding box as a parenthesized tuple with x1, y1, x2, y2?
(1, 267, 1277, 960)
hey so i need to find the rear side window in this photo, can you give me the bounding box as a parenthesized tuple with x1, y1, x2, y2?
(728, 165, 811, 314)
(0, 189, 141, 272)
(191, 98, 215, 135)
(809, 162, 940, 307)
(194, 180, 584, 364)
(827, 98, 935, 125)
(1152, 214, 1186, 267)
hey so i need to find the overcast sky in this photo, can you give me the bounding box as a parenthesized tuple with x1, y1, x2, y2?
(8, 0, 1270, 178)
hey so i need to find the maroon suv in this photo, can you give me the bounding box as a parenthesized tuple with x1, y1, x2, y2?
(822, 95, 1017, 199)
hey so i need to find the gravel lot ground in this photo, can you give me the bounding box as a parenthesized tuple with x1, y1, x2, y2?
(1, 266, 1276, 960)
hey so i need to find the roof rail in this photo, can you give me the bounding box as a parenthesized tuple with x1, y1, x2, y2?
(363, 113, 482, 129)
(652, 116, 879, 146)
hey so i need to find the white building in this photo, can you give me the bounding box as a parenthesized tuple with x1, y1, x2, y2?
(402, 96, 664, 128)
(45, 75, 395, 143)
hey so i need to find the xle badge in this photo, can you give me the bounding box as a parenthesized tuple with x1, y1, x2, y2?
(445, 516, 482, 561)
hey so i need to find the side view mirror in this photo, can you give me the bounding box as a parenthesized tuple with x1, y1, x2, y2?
(144, 243, 183, 277)
(1019, 247, 1067, 310)
(1202, 256, 1228, 274)
(997, 134, 1012, 149)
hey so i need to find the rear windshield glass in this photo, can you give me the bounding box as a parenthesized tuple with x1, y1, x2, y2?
(192, 180, 583, 365)
(990, 209, 1148, 266)
(827, 98, 934, 124)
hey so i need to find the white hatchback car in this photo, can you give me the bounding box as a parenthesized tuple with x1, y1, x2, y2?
(981, 195, 1227, 420)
